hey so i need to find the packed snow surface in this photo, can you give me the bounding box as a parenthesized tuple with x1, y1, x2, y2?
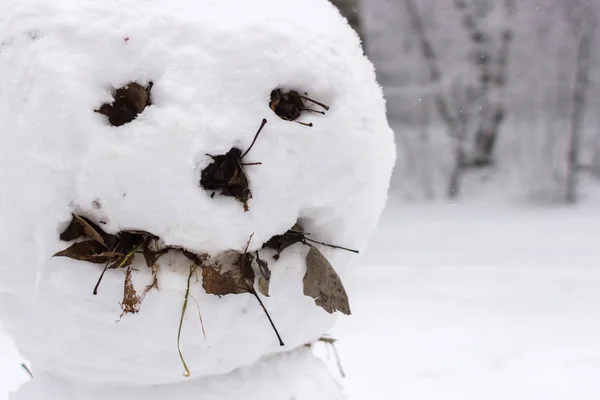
(0, 0, 394, 387)
(9, 348, 344, 400)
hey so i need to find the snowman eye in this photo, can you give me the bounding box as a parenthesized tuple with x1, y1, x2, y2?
(95, 82, 153, 127)
(268, 88, 329, 127)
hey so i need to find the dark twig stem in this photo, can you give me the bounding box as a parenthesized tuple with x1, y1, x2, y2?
(241, 119, 267, 160)
(250, 288, 284, 346)
(299, 95, 330, 111)
(93, 263, 110, 295)
(303, 238, 359, 254)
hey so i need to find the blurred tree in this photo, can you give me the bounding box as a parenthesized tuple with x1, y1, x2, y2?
(563, 0, 597, 203)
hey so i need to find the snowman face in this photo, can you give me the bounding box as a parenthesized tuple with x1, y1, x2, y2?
(0, 0, 395, 385)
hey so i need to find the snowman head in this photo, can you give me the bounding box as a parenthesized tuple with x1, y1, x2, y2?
(0, 0, 395, 385)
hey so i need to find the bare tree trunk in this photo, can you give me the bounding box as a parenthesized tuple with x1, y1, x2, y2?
(403, 0, 467, 198)
(453, 0, 515, 167)
(565, 30, 592, 204)
(330, 0, 363, 40)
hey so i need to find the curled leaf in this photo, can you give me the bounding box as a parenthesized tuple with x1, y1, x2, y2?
(53, 241, 122, 264)
(95, 82, 153, 127)
(255, 251, 271, 280)
(200, 120, 267, 211)
(59, 214, 118, 248)
(303, 246, 351, 315)
(263, 224, 305, 259)
(258, 276, 270, 297)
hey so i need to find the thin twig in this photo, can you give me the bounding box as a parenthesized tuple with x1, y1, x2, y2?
(299, 95, 330, 111)
(303, 238, 359, 254)
(250, 288, 284, 346)
(241, 119, 267, 160)
(21, 363, 33, 379)
(317, 337, 346, 378)
(177, 263, 197, 377)
(93, 243, 143, 295)
(190, 295, 207, 341)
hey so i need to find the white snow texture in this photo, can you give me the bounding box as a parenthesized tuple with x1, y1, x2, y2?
(11, 348, 345, 400)
(0, 0, 394, 392)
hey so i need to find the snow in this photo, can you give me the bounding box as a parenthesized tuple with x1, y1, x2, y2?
(4, 202, 600, 399)
(9, 348, 344, 400)
(0, 0, 394, 393)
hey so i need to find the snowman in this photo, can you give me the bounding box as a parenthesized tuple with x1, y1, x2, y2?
(0, 0, 395, 399)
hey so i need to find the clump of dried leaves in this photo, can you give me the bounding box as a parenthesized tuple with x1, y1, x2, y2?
(262, 222, 357, 316)
(54, 213, 357, 376)
(200, 119, 267, 211)
(269, 89, 329, 127)
(55, 214, 170, 316)
(95, 82, 153, 127)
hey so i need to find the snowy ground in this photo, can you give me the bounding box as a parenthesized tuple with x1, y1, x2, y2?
(3, 202, 600, 399)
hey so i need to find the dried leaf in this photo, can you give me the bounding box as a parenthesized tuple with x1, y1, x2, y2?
(258, 276, 270, 297)
(120, 267, 141, 317)
(95, 82, 153, 127)
(203, 235, 284, 346)
(200, 149, 252, 211)
(263, 225, 305, 260)
(59, 215, 85, 242)
(142, 245, 168, 268)
(200, 120, 267, 211)
(72, 215, 109, 246)
(53, 241, 122, 264)
(255, 251, 271, 297)
(264, 222, 358, 259)
(255, 251, 271, 280)
(116, 231, 145, 254)
(303, 246, 351, 315)
(202, 265, 251, 296)
(93, 242, 141, 295)
(202, 236, 255, 296)
(269, 89, 329, 126)
(59, 214, 119, 249)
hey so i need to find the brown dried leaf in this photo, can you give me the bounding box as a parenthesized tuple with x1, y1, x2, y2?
(255, 252, 271, 297)
(269, 89, 328, 125)
(200, 149, 252, 211)
(202, 265, 251, 296)
(116, 231, 145, 254)
(142, 245, 168, 268)
(120, 267, 141, 317)
(53, 241, 123, 264)
(200, 120, 267, 212)
(59, 214, 118, 249)
(255, 252, 271, 280)
(258, 276, 270, 297)
(59, 215, 85, 242)
(95, 82, 152, 127)
(263, 224, 305, 259)
(72, 215, 108, 246)
(303, 246, 351, 315)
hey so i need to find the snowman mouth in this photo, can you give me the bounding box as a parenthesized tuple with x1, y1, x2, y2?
(54, 211, 357, 375)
